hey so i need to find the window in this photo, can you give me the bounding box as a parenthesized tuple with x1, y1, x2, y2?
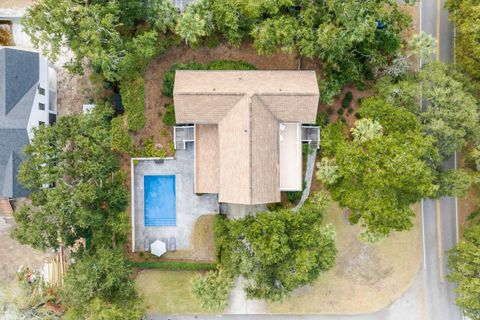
(39, 121, 45, 126)
(38, 87, 45, 95)
(39, 103, 45, 111)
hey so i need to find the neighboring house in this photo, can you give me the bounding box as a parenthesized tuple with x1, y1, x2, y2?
(173, 70, 319, 205)
(0, 47, 57, 199)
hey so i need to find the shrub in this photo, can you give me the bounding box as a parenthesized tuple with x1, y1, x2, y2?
(135, 137, 167, 158)
(355, 112, 362, 119)
(162, 60, 256, 97)
(341, 91, 353, 108)
(286, 190, 302, 203)
(286, 180, 306, 203)
(356, 81, 367, 91)
(347, 107, 354, 114)
(326, 107, 334, 115)
(163, 104, 176, 126)
(191, 268, 234, 311)
(120, 77, 146, 131)
(303, 143, 314, 155)
(337, 108, 344, 115)
(206, 60, 256, 70)
(364, 68, 375, 81)
(316, 112, 330, 128)
(162, 62, 206, 97)
(111, 116, 133, 154)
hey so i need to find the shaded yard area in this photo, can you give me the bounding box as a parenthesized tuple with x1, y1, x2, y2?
(135, 270, 210, 315)
(269, 202, 422, 314)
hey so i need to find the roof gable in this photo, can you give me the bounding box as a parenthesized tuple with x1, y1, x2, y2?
(174, 70, 318, 204)
(3, 48, 39, 116)
(174, 70, 319, 124)
(0, 129, 29, 198)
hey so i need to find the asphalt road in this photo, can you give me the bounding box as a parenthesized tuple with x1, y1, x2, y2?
(421, 0, 462, 319)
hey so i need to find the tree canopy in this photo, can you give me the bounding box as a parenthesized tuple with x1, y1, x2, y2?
(448, 222, 480, 320)
(374, 62, 480, 159)
(318, 97, 439, 238)
(62, 248, 143, 320)
(22, 0, 175, 82)
(214, 194, 336, 302)
(445, 0, 480, 79)
(173, 0, 413, 102)
(12, 104, 129, 251)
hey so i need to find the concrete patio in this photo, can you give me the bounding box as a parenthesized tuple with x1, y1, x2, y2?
(132, 143, 218, 252)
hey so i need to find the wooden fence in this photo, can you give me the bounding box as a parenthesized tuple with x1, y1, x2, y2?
(41, 247, 69, 287)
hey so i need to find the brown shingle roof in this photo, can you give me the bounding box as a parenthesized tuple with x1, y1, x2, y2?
(174, 71, 319, 204)
(195, 125, 219, 194)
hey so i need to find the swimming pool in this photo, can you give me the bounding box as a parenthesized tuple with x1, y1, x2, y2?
(144, 175, 176, 226)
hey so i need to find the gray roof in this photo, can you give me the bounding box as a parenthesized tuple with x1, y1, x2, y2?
(0, 48, 40, 198)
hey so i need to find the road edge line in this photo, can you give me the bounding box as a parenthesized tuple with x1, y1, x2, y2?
(421, 199, 427, 269)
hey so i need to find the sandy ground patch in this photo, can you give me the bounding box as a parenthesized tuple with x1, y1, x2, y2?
(0, 219, 53, 283)
(269, 202, 422, 314)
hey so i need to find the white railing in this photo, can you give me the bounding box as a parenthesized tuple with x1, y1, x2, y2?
(301, 125, 320, 149)
(174, 125, 195, 150)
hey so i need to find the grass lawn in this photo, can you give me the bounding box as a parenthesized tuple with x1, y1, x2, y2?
(269, 202, 422, 314)
(135, 270, 210, 315)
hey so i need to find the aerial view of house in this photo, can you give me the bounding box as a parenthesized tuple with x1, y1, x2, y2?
(131, 70, 320, 252)
(0, 0, 479, 319)
(0, 47, 56, 200)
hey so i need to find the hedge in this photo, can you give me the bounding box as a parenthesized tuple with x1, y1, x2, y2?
(130, 261, 217, 270)
(163, 104, 176, 126)
(120, 77, 146, 131)
(162, 60, 256, 97)
(111, 115, 133, 154)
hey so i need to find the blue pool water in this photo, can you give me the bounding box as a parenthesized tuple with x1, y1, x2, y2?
(144, 175, 176, 226)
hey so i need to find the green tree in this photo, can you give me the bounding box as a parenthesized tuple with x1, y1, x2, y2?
(445, 0, 480, 79)
(350, 118, 384, 143)
(22, 0, 172, 82)
(215, 196, 336, 302)
(12, 104, 129, 250)
(62, 248, 143, 319)
(191, 268, 233, 311)
(437, 169, 472, 198)
(173, 0, 412, 102)
(447, 223, 480, 320)
(148, 0, 180, 33)
(375, 62, 480, 159)
(175, 0, 214, 46)
(319, 97, 439, 238)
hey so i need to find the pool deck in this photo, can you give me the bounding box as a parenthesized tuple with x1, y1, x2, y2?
(132, 143, 219, 252)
